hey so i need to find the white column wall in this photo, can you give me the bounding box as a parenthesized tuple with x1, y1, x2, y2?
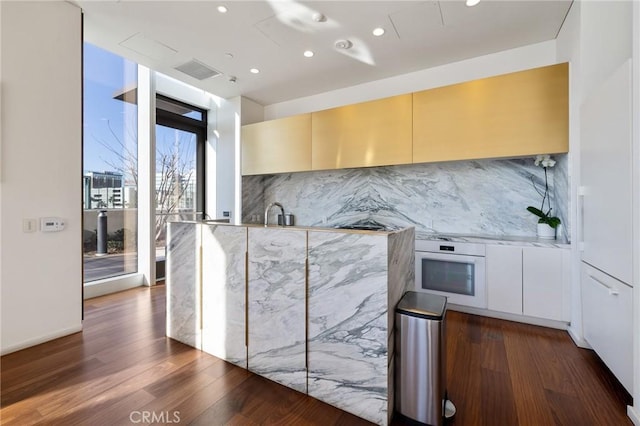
(215, 97, 241, 223)
(1, 2, 83, 354)
(631, 1, 640, 423)
(555, 1, 586, 347)
(137, 66, 156, 286)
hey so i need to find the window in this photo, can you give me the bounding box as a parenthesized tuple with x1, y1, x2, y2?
(154, 95, 207, 269)
(83, 43, 138, 282)
(83, 43, 212, 285)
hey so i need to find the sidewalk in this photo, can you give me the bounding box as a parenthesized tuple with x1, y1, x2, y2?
(83, 253, 137, 282)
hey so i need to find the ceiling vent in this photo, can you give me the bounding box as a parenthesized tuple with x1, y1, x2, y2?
(174, 59, 221, 80)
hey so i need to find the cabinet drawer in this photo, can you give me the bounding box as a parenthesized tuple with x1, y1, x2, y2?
(581, 262, 633, 393)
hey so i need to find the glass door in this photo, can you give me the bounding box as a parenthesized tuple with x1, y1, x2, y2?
(154, 125, 198, 258)
(154, 96, 206, 279)
(82, 43, 138, 283)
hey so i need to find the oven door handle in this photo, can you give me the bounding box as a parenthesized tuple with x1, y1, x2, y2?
(417, 254, 484, 265)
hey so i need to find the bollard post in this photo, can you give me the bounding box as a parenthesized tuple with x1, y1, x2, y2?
(97, 210, 108, 255)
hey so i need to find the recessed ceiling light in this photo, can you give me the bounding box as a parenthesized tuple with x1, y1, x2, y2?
(303, 50, 314, 58)
(466, 0, 480, 6)
(372, 27, 385, 37)
(217, 5, 228, 13)
(250, 68, 260, 74)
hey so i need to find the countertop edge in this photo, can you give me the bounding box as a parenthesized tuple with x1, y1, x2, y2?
(415, 232, 571, 248)
(169, 220, 414, 236)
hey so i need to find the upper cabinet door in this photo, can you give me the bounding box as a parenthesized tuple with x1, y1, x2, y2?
(413, 63, 569, 163)
(311, 94, 413, 170)
(241, 114, 311, 175)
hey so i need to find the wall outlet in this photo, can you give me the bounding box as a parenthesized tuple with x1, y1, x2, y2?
(223, 211, 230, 217)
(22, 218, 38, 233)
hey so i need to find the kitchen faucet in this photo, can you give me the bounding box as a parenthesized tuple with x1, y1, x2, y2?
(264, 202, 285, 226)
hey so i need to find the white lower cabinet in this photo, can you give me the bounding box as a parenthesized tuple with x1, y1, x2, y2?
(581, 262, 633, 393)
(522, 247, 565, 320)
(487, 244, 569, 322)
(487, 245, 523, 314)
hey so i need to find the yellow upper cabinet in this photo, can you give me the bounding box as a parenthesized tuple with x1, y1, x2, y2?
(241, 114, 312, 175)
(413, 63, 569, 163)
(311, 94, 413, 170)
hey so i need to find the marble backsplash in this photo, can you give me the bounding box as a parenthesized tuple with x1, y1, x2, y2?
(243, 156, 570, 241)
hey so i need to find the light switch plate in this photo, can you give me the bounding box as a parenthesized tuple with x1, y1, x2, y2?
(23, 218, 38, 233)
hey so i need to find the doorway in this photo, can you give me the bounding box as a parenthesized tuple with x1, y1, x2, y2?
(154, 95, 207, 279)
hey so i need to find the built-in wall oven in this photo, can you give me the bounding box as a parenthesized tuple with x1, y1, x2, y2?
(415, 239, 487, 309)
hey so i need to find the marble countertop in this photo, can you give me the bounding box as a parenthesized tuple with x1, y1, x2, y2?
(415, 231, 570, 248)
(171, 219, 413, 236)
(172, 220, 568, 247)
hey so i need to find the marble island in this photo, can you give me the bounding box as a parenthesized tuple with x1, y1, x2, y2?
(166, 220, 415, 425)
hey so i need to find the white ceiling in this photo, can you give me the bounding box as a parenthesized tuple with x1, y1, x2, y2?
(77, 0, 573, 106)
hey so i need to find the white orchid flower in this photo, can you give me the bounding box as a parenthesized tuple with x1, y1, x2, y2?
(541, 158, 556, 167)
(534, 154, 544, 166)
(534, 154, 555, 168)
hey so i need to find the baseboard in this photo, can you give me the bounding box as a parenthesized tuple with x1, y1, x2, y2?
(628, 405, 640, 425)
(84, 273, 144, 299)
(1, 324, 83, 356)
(567, 325, 591, 349)
(447, 304, 569, 330)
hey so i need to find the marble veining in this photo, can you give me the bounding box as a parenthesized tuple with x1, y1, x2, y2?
(307, 231, 389, 425)
(385, 228, 415, 422)
(201, 224, 247, 368)
(242, 156, 570, 241)
(166, 222, 200, 349)
(554, 153, 570, 240)
(167, 222, 415, 425)
(248, 227, 307, 393)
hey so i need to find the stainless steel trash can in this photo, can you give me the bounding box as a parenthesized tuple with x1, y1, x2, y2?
(395, 291, 449, 425)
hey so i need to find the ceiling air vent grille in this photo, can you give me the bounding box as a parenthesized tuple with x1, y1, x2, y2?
(174, 59, 221, 80)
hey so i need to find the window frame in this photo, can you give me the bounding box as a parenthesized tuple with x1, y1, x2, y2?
(155, 94, 207, 216)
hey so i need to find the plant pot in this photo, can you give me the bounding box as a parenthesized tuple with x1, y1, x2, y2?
(537, 223, 556, 239)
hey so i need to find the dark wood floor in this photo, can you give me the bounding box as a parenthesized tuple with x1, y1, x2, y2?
(1, 284, 632, 425)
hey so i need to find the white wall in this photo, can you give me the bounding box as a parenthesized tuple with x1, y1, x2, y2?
(555, 1, 586, 347)
(1, 2, 83, 355)
(216, 97, 242, 222)
(264, 40, 557, 119)
(632, 1, 640, 422)
(240, 97, 264, 126)
(579, 1, 633, 100)
(137, 66, 156, 286)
